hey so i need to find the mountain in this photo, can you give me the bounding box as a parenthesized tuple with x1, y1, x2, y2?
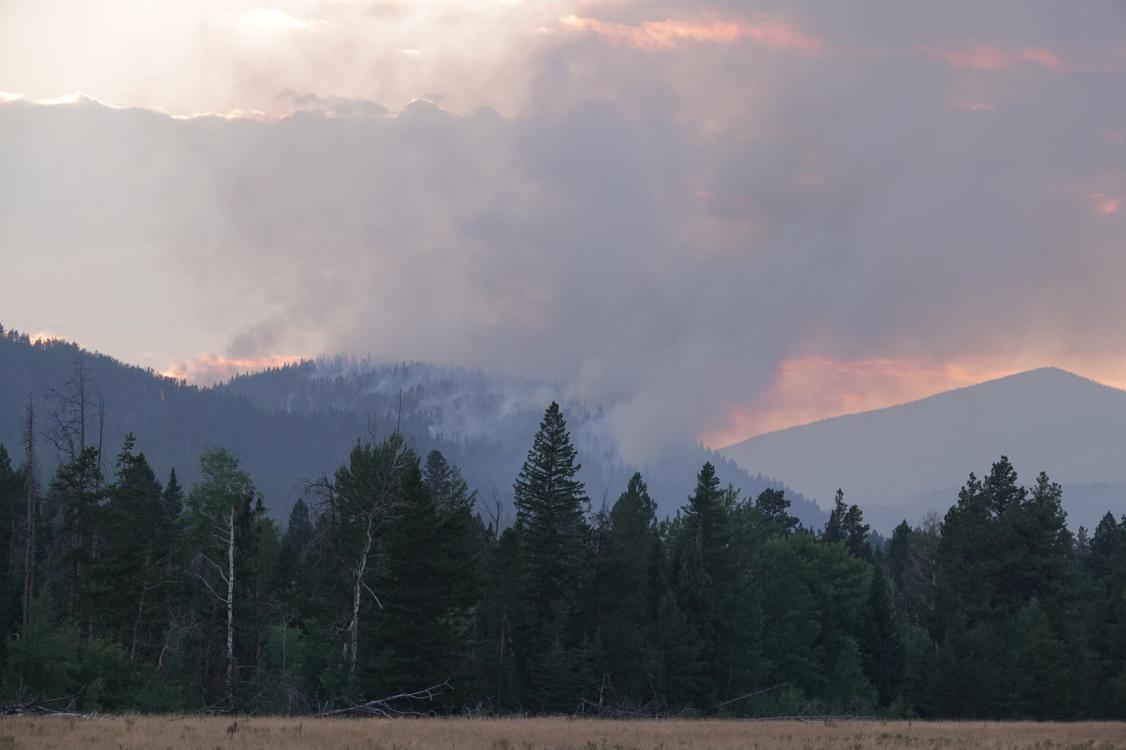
(0, 325, 824, 526)
(721, 367, 1126, 532)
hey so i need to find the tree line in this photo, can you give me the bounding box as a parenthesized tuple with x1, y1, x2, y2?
(0, 399, 1123, 718)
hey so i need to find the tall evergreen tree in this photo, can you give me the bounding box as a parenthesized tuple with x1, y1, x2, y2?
(99, 434, 170, 661)
(48, 445, 103, 640)
(594, 473, 664, 702)
(512, 402, 592, 710)
(284, 498, 313, 556)
(668, 463, 742, 705)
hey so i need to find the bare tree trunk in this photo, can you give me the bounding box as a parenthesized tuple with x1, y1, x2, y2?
(226, 505, 236, 704)
(22, 398, 36, 627)
(348, 514, 376, 672)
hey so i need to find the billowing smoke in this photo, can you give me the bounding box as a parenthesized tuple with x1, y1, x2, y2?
(1, 0, 1124, 462)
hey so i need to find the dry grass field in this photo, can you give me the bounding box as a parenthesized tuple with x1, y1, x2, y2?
(0, 717, 1121, 750)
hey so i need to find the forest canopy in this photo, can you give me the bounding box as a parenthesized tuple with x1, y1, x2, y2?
(0, 397, 1123, 719)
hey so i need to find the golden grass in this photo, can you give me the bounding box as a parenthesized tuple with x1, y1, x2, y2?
(0, 716, 1122, 750)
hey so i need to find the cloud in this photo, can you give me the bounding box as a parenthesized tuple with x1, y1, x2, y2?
(559, 15, 823, 54)
(236, 8, 321, 34)
(921, 43, 1066, 72)
(1088, 192, 1122, 215)
(275, 89, 389, 117)
(1044, 181, 1124, 217)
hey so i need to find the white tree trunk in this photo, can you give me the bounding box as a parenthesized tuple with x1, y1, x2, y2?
(348, 514, 375, 671)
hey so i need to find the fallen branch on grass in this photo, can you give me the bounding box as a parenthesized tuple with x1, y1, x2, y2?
(0, 693, 90, 717)
(317, 681, 452, 717)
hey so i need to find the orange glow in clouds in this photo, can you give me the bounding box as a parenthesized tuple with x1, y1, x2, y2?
(161, 354, 304, 385)
(1089, 192, 1121, 215)
(561, 15, 823, 54)
(703, 356, 1126, 449)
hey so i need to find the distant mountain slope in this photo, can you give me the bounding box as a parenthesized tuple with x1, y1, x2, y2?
(0, 327, 823, 526)
(220, 358, 825, 525)
(721, 367, 1126, 531)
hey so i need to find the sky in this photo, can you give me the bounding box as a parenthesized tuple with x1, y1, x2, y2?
(1, 0, 1125, 461)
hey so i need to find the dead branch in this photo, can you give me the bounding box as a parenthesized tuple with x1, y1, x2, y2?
(317, 681, 452, 717)
(0, 693, 82, 717)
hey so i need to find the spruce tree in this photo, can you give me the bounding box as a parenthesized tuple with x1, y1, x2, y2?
(284, 498, 314, 556)
(512, 402, 591, 709)
(49, 445, 103, 640)
(669, 463, 740, 706)
(596, 473, 663, 702)
(100, 434, 169, 660)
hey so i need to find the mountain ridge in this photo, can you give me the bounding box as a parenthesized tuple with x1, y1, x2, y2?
(723, 367, 1118, 447)
(0, 325, 824, 527)
(721, 366, 1126, 531)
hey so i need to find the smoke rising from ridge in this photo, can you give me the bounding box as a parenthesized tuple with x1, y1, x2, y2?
(1, 0, 1125, 461)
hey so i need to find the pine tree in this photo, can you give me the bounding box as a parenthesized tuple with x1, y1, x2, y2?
(49, 445, 104, 640)
(422, 450, 484, 704)
(823, 490, 870, 558)
(823, 489, 847, 544)
(860, 565, 903, 707)
(595, 473, 663, 702)
(668, 462, 740, 706)
(0, 447, 25, 650)
(1084, 512, 1125, 715)
(163, 469, 184, 521)
(752, 487, 799, 539)
(284, 498, 313, 556)
(511, 402, 591, 709)
(376, 453, 470, 702)
(99, 434, 170, 661)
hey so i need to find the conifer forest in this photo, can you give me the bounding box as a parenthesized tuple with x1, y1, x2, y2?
(0, 390, 1123, 722)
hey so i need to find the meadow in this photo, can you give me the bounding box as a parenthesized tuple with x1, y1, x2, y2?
(0, 717, 1122, 750)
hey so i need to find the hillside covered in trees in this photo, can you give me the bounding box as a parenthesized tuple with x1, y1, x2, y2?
(0, 386, 1123, 719)
(0, 326, 823, 527)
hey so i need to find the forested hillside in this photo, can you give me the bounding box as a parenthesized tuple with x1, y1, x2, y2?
(0, 396, 1122, 719)
(0, 326, 823, 526)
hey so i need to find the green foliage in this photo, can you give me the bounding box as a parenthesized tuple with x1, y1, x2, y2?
(0, 412, 1119, 721)
(594, 473, 663, 702)
(3, 598, 76, 701)
(511, 402, 592, 710)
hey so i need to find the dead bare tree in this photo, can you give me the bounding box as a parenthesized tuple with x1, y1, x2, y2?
(46, 351, 93, 463)
(482, 484, 504, 540)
